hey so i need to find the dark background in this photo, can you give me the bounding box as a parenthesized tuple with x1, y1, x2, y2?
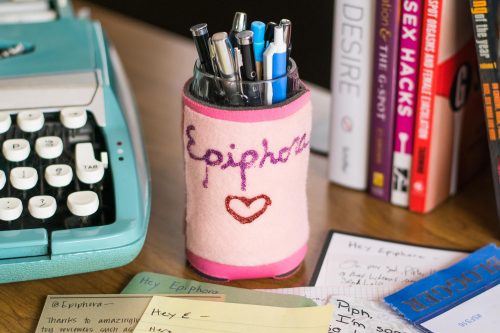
(88, 0, 334, 89)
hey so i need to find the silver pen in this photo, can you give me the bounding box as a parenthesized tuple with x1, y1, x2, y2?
(229, 12, 247, 47)
(280, 19, 292, 69)
(233, 46, 246, 100)
(212, 32, 241, 105)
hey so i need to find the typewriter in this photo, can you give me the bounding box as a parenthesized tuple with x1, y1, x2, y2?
(0, 0, 151, 282)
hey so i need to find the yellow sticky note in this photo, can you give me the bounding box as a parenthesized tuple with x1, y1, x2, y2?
(134, 296, 333, 333)
(35, 294, 225, 333)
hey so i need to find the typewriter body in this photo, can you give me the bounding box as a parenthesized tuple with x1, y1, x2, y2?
(0, 1, 151, 282)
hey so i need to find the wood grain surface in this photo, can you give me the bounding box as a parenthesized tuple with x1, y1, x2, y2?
(0, 2, 499, 332)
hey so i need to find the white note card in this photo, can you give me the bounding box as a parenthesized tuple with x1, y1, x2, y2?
(263, 287, 420, 333)
(313, 232, 466, 294)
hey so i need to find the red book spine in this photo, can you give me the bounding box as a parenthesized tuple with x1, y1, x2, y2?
(409, 0, 442, 212)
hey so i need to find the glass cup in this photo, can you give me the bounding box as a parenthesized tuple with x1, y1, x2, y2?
(190, 58, 303, 107)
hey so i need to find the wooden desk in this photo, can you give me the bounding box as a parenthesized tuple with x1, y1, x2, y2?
(1, 2, 499, 332)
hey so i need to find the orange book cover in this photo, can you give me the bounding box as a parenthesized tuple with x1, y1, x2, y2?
(410, 0, 487, 213)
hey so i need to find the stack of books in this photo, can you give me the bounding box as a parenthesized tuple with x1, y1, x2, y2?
(328, 0, 488, 213)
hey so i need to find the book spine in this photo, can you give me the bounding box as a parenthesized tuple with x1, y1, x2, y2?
(368, 0, 402, 201)
(409, 0, 443, 212)
(390, 0, 423, 207)
(469, 0, 500, 219)
(328, 0, 376, 190)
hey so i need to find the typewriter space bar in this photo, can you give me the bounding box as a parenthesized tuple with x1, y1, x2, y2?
(0, 228, 48, 259)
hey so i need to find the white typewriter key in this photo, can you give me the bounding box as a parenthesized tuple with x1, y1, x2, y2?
(60, 107, 87, 129)
(67, 191, 99, 217)
(45, 164, 73, 187)
(0, 198, 23, 221)
(2, 139, 30, 162)
(28, 195, 57, 219)
(17, 110, 44, 132)
(75, 143, 105, 184)
(0, 170, 5, 190)
(0, 113, 11, 134)
(10, 167, 38, 190)
(35, 136, 63, 159)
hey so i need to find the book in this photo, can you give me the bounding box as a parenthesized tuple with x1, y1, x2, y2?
(390, 0, 423, 207)
(368, 0, 402, 201)
(409, 0, 487, 213)
(470, 0, 500, 219)
(328, 0, 376, 190)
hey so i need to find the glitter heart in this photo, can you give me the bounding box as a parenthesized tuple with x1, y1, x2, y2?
(225, 194, 272, 224)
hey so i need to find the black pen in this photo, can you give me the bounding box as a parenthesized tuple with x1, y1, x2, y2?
(264, 21, 277, 47)
(236, 31, 257, 81)
(190, 23, 215, 75)
(280, 19, 292, 68)
(236, 31, 261, 105)
(228, 12, 247, 48)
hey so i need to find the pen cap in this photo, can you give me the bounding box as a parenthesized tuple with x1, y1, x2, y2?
(236, 30, 253, 46)
(264, 21, 277, 46)
(212, 32, 235, 78)
(190, 23, 208, 37)
(280, 19, 292, 46)
(251, 21, 265, 62)
(231, 12, 247, 33)
(273, 25, 284, 46)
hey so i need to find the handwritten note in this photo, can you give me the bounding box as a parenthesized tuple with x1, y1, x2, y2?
(35, 294, 224, 333)
(122, 272, 316, 307)
(263, 287, 419, 333)
(313, 232, 466, 294)
(133, 296, 333, 333)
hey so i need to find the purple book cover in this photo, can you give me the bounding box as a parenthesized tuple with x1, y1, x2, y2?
(368, 0, 402, 201)
(390, 0, 423, 206)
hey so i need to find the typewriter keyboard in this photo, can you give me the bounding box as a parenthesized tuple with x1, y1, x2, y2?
(0, 109, 115, 232)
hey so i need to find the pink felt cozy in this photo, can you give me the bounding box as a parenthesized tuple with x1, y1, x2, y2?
(182, 82, 312, 280)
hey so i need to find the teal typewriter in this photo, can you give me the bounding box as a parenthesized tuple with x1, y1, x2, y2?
(0, 0, 151, 282)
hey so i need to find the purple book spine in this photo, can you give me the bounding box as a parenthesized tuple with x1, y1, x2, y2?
(390, 0, 423, 206)
(368, 0, 402, 201)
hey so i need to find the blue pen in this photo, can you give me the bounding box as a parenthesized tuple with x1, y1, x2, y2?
(263, 26, 287, 104)
(251, 21, 265, 80)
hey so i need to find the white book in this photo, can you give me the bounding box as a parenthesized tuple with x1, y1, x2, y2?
(328, 0, 375, 190)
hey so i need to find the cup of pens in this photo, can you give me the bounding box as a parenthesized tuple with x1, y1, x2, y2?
(182, 13, 312, 281)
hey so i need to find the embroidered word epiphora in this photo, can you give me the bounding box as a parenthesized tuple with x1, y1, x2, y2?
(185, 124, 309, 191)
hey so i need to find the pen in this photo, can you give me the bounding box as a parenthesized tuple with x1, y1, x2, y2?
(233, 46, 246, 99)
(236, 30, 261, 105)
(264, 21, 277, 47)
(208, 37, 225, 99)
(228, 12, 247, 48)
(263, 25, 287, 105)
(233, 47, 243, 79)
(212, 32, 241, 105)
(236, 31, 257, 81)
(208, 37, 221, 78)
(251, 21, 266, 80)
(280, 19, 292, 69)
(190, 23, 215, 75)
